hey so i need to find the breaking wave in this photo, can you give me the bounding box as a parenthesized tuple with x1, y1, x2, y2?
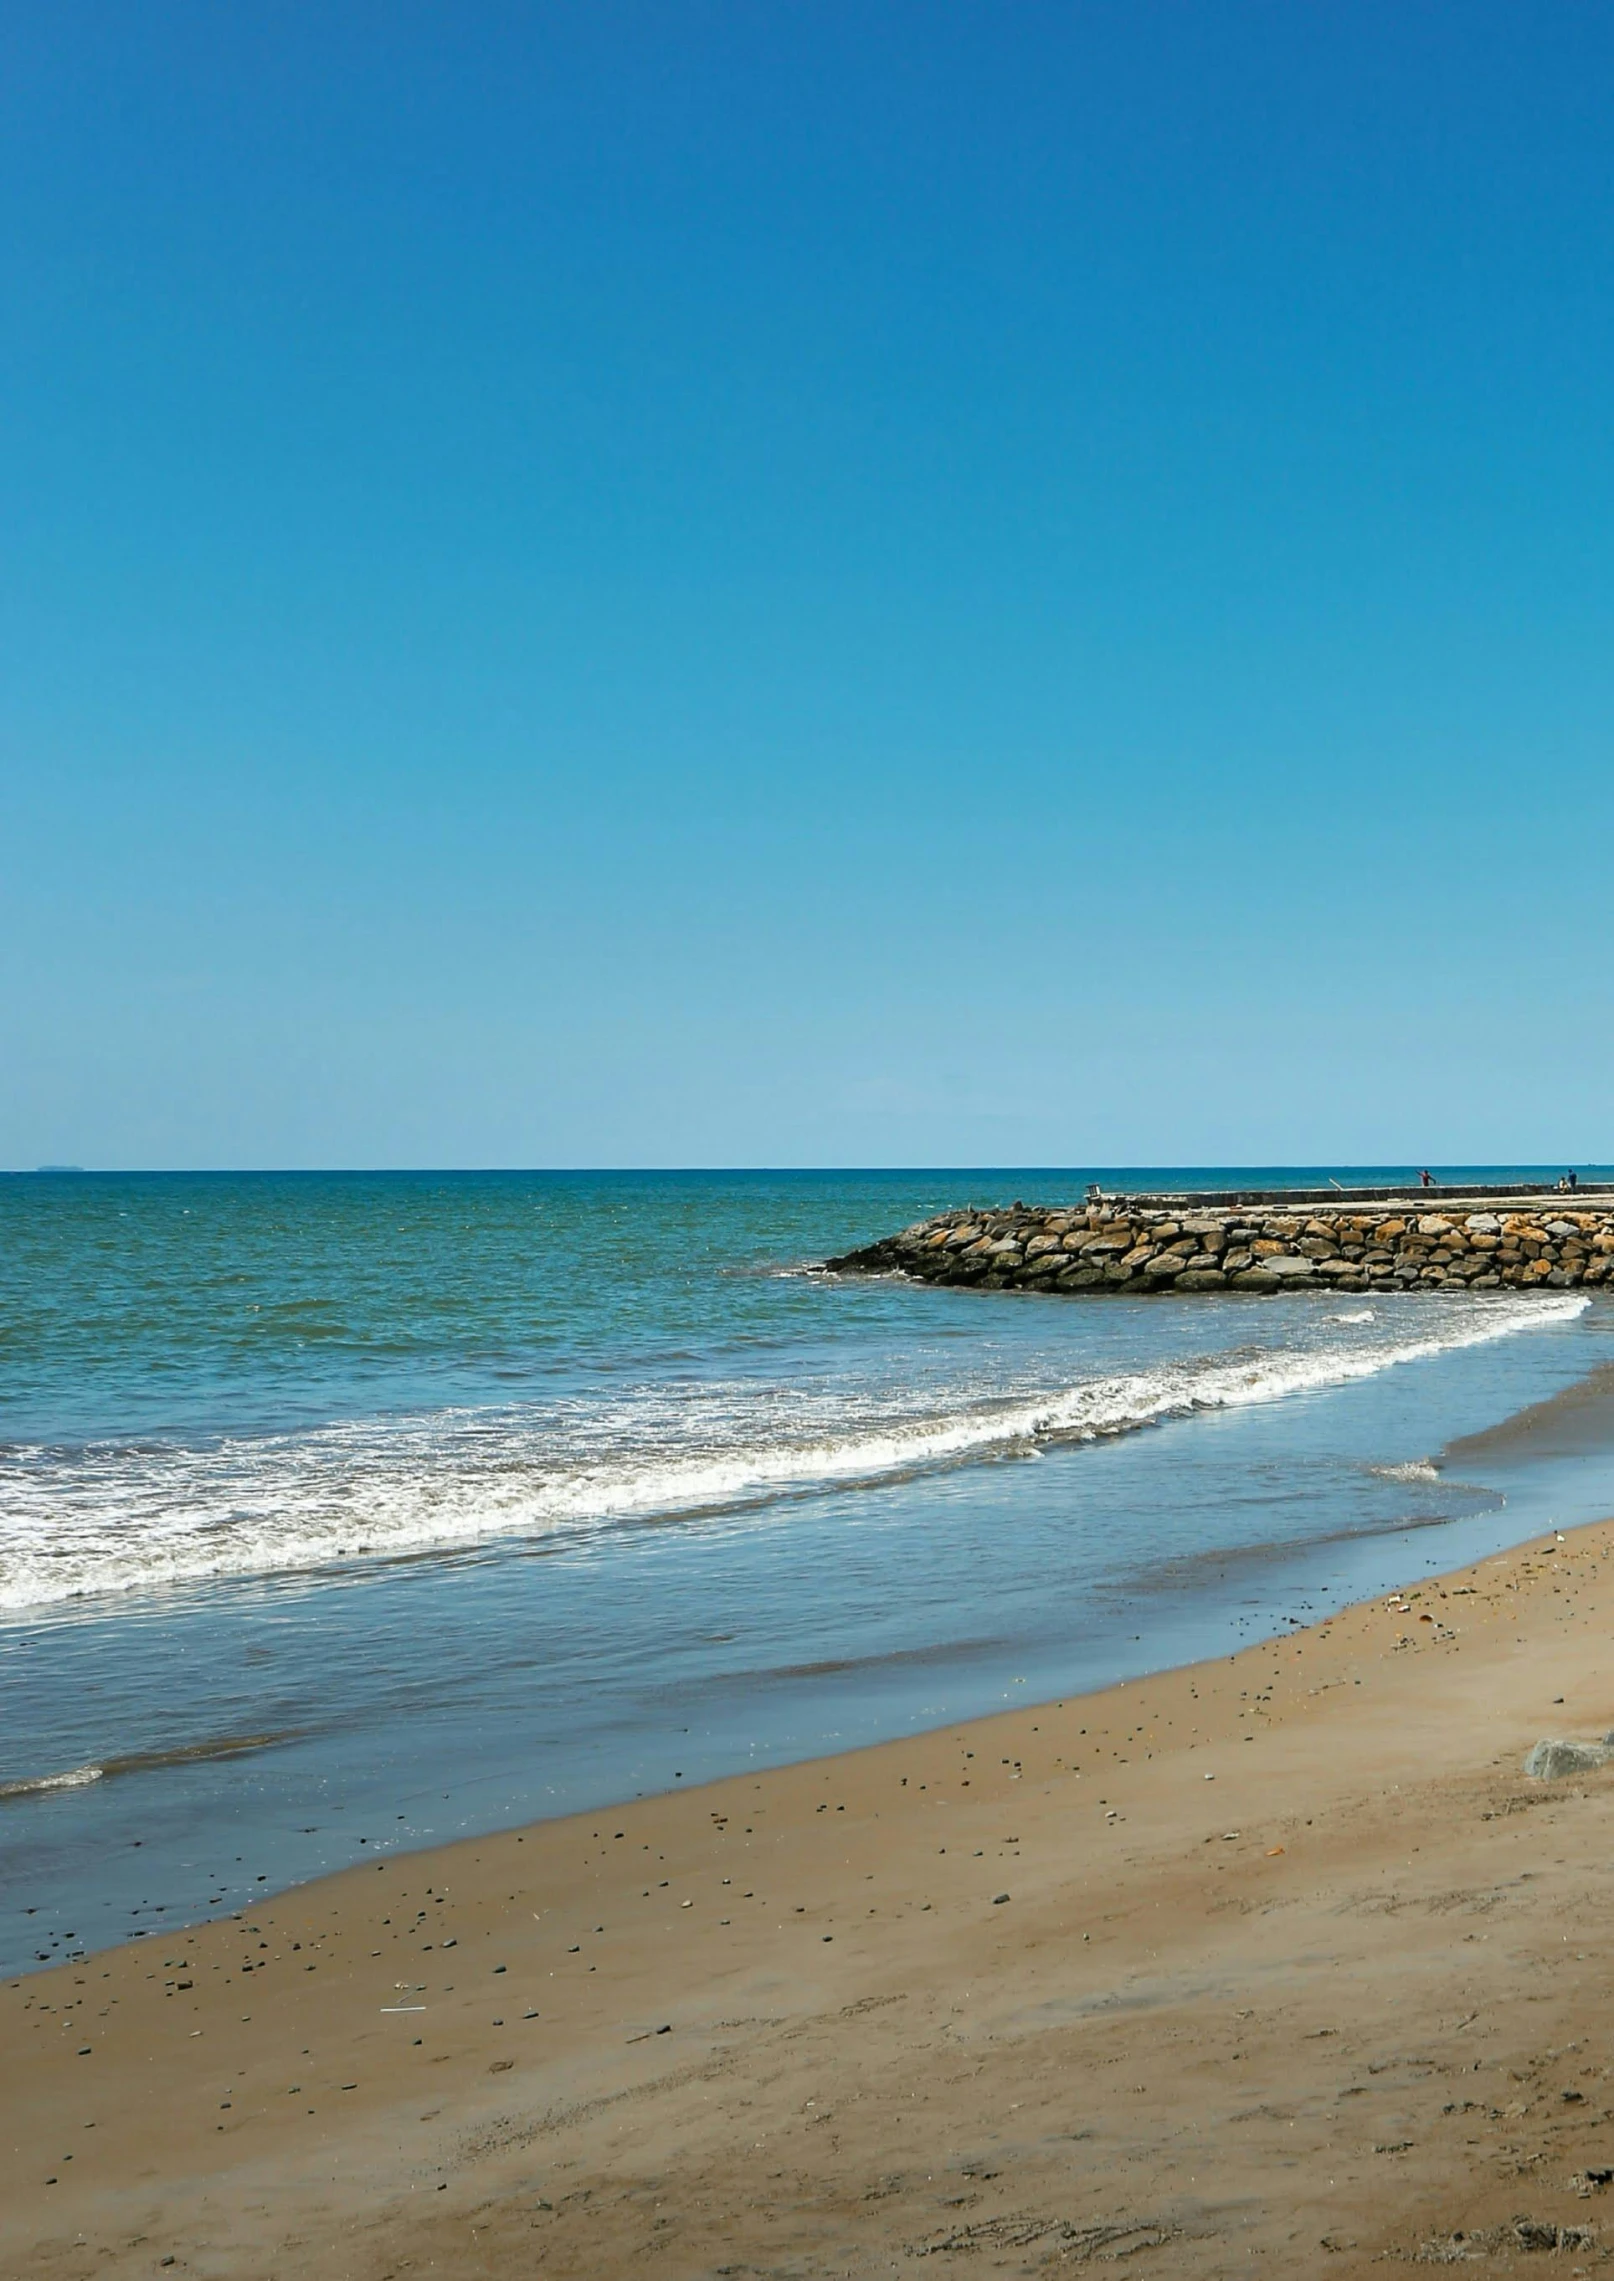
(0, 1292, 1586, 1612)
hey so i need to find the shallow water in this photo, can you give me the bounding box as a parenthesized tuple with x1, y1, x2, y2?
(5, 1168, 1614, 1977)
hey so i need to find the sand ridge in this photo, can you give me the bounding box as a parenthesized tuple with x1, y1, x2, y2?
(8, 1522, 1614, 2275)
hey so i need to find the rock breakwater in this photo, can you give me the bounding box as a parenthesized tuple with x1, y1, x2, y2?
(829, 1197, 1614, 1296)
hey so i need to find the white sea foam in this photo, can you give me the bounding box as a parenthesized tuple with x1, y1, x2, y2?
(0, 1292, 1587, 1612)
(0, 1764, 104, 1799)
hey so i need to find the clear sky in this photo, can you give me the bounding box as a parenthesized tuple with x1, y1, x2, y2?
(4, 2, 1612, 1169)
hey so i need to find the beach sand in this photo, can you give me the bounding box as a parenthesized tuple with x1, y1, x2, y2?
(9, 1521, 1614, 2277)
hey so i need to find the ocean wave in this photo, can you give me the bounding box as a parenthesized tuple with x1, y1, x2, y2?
(0, 1764, 104, 1800)
(0, 1292, 1587, 1612)
(0, 1731, 290, 1802)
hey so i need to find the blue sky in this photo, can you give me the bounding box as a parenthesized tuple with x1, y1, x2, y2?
(4, 2, 1612, 1168)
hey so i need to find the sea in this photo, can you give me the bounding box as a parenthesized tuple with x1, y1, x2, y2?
(5, 1166, 1614, 1980)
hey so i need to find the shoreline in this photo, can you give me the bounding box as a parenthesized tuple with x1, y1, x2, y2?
(6, 1294, 1603, 1981)
(12, 1514, 1614, 2273)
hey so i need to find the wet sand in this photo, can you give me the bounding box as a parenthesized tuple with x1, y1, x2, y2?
(9, 1521, 1614, 2277)
(1445, 1360, 1614, 1465)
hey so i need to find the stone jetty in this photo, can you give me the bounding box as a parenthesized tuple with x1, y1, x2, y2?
(827, 1187, 1614, 1296)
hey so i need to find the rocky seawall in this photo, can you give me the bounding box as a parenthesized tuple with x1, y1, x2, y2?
(828, 1194, 1614, 1296)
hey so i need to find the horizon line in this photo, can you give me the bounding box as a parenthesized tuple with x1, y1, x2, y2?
(6, 1160, 1607, 1180)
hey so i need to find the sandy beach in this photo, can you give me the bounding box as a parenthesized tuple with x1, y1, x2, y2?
(10, 1515, 1614, 2277)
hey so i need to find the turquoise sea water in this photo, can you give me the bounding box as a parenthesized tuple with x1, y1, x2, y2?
(5, 1167, 1614, 1977)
